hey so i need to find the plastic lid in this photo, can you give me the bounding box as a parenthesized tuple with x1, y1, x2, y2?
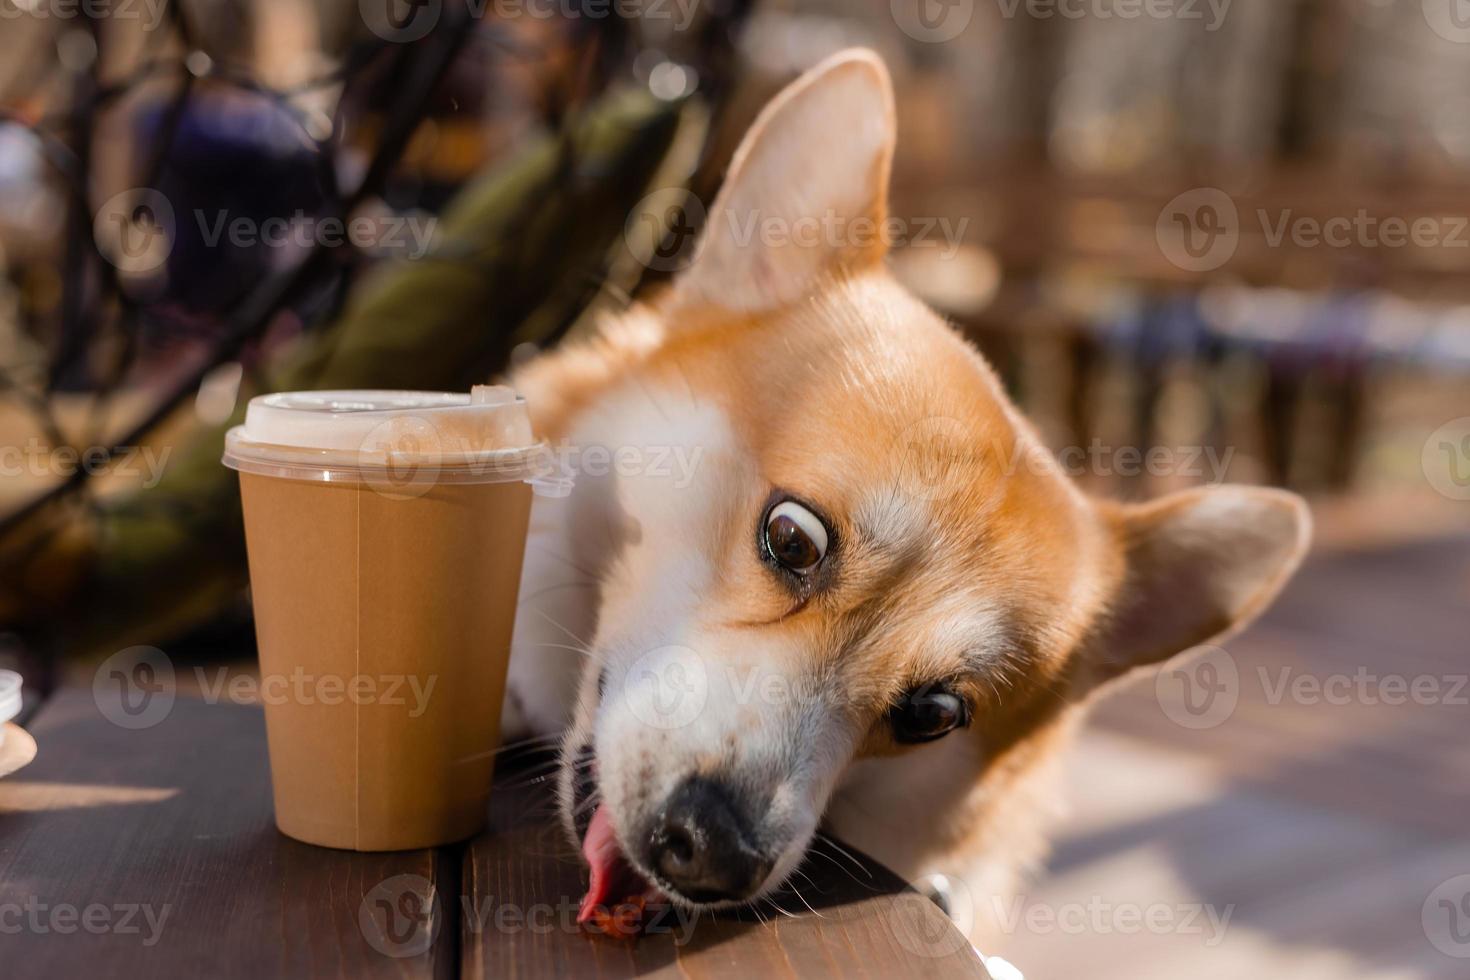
(222, 387, 572, 495)
(0, 670, 20, 740)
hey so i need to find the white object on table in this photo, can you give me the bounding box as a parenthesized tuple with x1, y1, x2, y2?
(0, 669, 21, 745)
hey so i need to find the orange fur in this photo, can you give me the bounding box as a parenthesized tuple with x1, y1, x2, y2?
(520, 49, 1311, 945)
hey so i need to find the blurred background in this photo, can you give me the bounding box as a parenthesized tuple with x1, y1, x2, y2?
(0, 1, 1466, 977)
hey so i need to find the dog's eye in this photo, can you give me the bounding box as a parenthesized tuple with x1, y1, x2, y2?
(890, 685, 969, 744)
(764, 500, 828, 572)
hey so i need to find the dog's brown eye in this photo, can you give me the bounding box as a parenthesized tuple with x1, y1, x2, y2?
(891, 685, 969, 744)
(764, 500, 828, 572)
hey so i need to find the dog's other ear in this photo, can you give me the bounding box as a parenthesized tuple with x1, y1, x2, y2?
(672, 48, 896, 314)
(1080, 487, 1311, 691)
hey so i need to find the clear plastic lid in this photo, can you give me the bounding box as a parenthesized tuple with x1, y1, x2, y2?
(222, 387, 572, 495)
(0, 670, 20, 738)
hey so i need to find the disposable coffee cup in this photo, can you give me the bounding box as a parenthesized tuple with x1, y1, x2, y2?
(223, 387, 568, 851)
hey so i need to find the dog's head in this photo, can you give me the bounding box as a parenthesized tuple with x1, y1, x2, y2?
(559, 50, 1309, 916)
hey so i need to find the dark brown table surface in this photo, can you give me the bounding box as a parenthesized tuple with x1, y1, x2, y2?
(0, 684, 989, 979)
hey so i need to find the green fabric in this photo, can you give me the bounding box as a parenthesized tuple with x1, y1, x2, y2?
(60, 90, 699, 659)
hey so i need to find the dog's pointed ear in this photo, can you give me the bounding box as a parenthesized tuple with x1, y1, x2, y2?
(1080, 487, 1311, 691)
(672, 48, 896, 314)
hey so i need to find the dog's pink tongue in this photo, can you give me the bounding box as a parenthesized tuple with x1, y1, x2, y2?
(578, 803, 623, 923)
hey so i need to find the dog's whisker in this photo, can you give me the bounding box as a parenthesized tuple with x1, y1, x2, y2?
(458, 737, 567, 764)
(497, 753, 595, 782)
(508, 730, 566, 746)
(494, 774, 562, 792)
(543, 553, 602, 581)
(496, 761, 571, 783)
(760, 895, 799, 920)
(813, 833, 874, 880)
(804, 846, 871, 889)
(518, 579, 599, 606)
(489, 731, 566, 754)
(781, 873, 826, 919)
(789, 866, 827, 896)
(533, 608, 597, 652)
(493, 758, 592, 788)
(525, 640, 604, 661)
(501, 758, 562, 776)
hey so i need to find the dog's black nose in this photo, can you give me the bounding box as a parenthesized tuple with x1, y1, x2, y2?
(645, 777, 772, 903)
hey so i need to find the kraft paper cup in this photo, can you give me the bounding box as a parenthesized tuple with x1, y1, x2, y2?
(223, 387, 568, 851)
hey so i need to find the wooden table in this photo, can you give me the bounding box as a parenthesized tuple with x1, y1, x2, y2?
(994, 527, 1470, 980)
(0, 685, 988, 979)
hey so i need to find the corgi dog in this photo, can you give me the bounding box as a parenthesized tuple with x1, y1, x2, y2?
(501, 48, 1310, 943)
